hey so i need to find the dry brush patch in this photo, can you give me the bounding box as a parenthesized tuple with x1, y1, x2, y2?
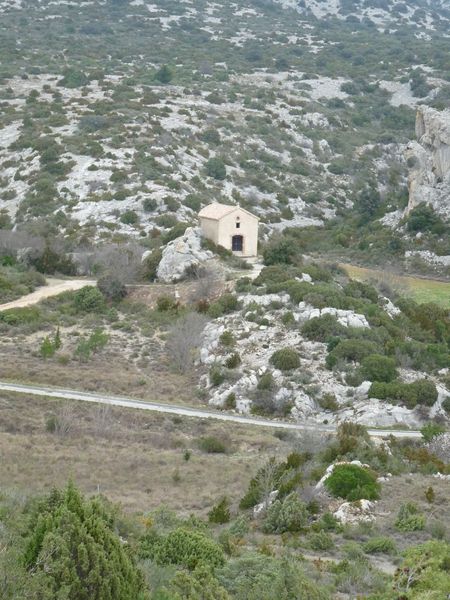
(0, 392, 287, 514)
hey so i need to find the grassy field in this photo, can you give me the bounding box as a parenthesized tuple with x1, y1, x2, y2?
(0, 391, 290, 514)
(341, 264, 450, 308)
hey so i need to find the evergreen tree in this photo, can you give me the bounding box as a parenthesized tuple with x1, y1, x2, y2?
(22, 482, 149, 600)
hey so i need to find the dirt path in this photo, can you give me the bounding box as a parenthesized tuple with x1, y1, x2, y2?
(0, 278, 96, 312)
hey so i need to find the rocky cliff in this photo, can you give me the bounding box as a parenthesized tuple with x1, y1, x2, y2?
(405, 107, 450, 220)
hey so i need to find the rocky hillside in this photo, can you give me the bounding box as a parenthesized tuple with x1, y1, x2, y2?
(0, 0, 449, 253)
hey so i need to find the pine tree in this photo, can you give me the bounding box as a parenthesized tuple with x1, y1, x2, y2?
(22, 482, 149, 600)
(54, 327, 62, 350)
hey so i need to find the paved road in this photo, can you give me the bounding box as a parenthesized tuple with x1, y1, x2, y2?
(0, 381, 422, 439)
(0, 279, 96, 312)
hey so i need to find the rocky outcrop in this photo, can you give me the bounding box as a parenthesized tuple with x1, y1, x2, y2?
(405, 107, 450, 219)
(156, 227, 213, 283)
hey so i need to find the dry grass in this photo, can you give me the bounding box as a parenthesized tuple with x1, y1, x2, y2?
(0, 325, 200, 405)
(0, 391, 289, 514)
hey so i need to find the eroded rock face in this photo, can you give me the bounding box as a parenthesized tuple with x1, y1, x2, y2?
(156, 227, 213, 283)
(405, 107, 450, 219)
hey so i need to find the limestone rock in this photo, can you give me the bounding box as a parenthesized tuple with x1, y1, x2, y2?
(333, 500, 376, 524)
(157, 227, 213, 283)
(405, 106, 450, 219)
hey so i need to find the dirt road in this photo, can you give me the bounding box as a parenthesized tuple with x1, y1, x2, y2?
(0, 278, 96, 312)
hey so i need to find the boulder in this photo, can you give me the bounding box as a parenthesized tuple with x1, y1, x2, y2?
(405, 106, 450, 219)
(333, 500, 376, 524)
(157, 227, 213, 283)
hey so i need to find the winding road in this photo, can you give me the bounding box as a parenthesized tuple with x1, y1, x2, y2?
(0, 381, 422, 439)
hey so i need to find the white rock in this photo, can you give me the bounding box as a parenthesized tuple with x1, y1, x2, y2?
(334, 500, 376, 524)
(157, 227, 213, 283)
(253, 490, 278, 518)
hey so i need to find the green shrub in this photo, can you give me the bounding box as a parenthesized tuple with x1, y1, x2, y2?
(262, 492, 308, 534)
(302, 314, 346, 342)
(209, 365, 226, 387)
(318, 393, 339, 411)
(156, 295, 178, 312)
(224, 393, 236, 410)
(73, 286, 106, 313)
(74, 329, 108, 361)
(421, 422, 446, 442)
(324, 464, 380, 501)
(327, 339, 379, 369)
(120, 210, 138, 225)
(205, 157, 226, 180)
(225, 353, 241, 369)
(363, 536, 397, 555)
(142, 248, 162, 281)
(368, 379, 438, 408)
(269, 348, 300, 371)
(208, 497, 231, 524)
(0, 306, 41, 326)
(219, 331, 235, 347)
(360, 354, 397, 382)
(442, 397, 450, 415)
(152, 528, 224, 570)
(208, 294, 239, 317)
(197, 436, 227, 454)
(154, 64, 173, 83)
(40, 336, 56, 358)
(395, 503, 426, 532)
(309, 531, 334, 551)
(257, 371, 275, 391)
(263, 237, 302, 266)
(392, 541, 450, 597)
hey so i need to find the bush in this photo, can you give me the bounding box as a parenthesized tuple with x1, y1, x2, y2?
(208, 497, 231, 524)
(152, 528, 225, 570)
(209, 365, 226, 386)
(363, 536, 397, 555)
(421, 422, 446, 442)
(97, 276, 127, 301)
(257, 371, 275, 391)
(74, 329, 109, 361)
(120, 210, 138, 225)
(324, 464, 380, 501)
(0, 306, 41, 326)
(327, 339, 379, 369)
(156, 295, 178, 312)
(262, 492, 308, 534)
(263, 237, 302, 266)
(205, 157, 226, 180)
(269, 348, 300, 371)
(219, 331, 235, 347)
(140, 248, 162, 281)
(360, 354, 397, 382)
(392, 541, 450, 597)
(155, 64, 173, 84)
(302, 314, 346, 342)
(73, 286, 106, 313)
(395, 503, 426, 532)
(368, 379, 438, 408)
(225, 352, 241, 369)
(309, 531, 334, 551)
(208, 294, 239, 318)
(318, 393, 339, 411)
(197, 436, 227, 454)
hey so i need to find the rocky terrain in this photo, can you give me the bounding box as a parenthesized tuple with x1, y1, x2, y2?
(406, 106, 450, 220)
(0, 0, 449, 254)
